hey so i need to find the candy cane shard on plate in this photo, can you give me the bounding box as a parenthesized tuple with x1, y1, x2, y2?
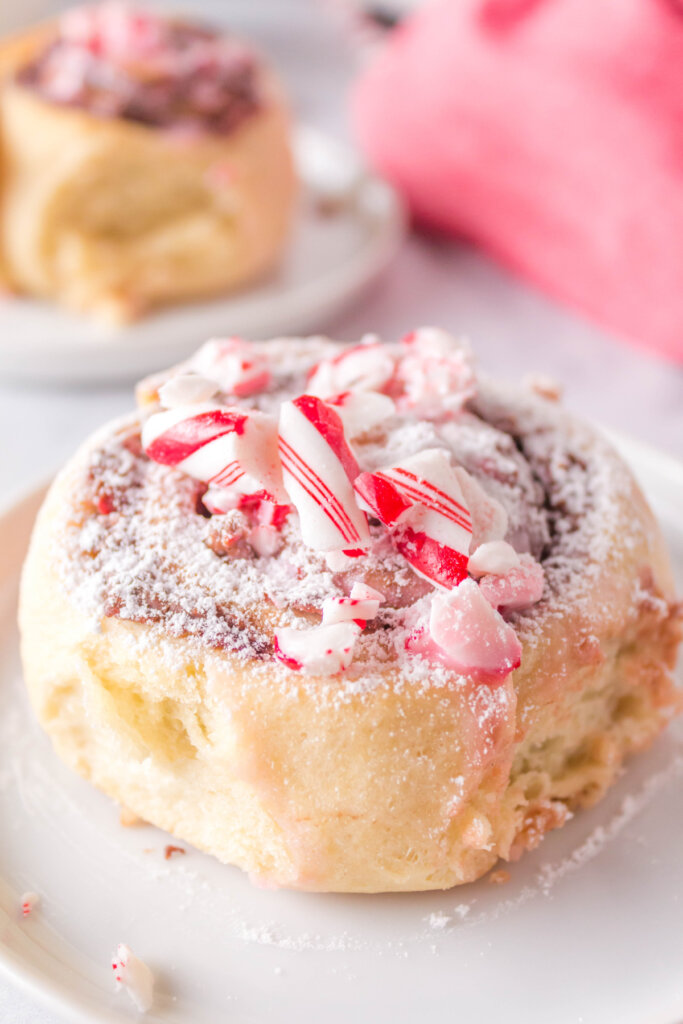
(396, 327, 476, 414)
(354, 448, 472, 588)
(142, 403, 287, 504)
(306, 337, 396, 398)
(325, 389, 395, 438)
(21, 891, 39, 918)
(190, 337, 271, 397)
(111, 943, 154, 1013)
(278, 395, 370, 552)
(274, 621, 361, 675)
(406, 579, 522, 680)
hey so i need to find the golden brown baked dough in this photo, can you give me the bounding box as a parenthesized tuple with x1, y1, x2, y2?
(19, 332, 681, 891)
(0, 10, 296, 322)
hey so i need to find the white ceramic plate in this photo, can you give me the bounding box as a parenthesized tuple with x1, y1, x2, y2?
(0, 125, 405, 384)
(1, 433, 682, 1024)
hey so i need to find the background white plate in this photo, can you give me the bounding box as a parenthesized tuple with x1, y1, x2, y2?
(1, 433, 682, 1024)
(0, 125, 405, 384)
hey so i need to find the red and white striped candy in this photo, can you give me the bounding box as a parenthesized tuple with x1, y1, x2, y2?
(203, 491, 289, 553)
(478, 555, 545, 612)
(406, 579, 522, 680)
(245, 496, 290, 556)
(190, 337, 270, 398)
(321, 581, 384, 626)
(278, 395, 370, 552)
(274, 621, 360, 675)
(325, 389, 395, 438)
(307, 338, 395, 398)
(21, 891, 39, 918)
(354, 448, 472, 589)
(397, 327, 476, 414)
(142, 403, 287, 504)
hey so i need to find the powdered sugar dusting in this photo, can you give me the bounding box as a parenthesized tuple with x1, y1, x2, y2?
(52, 335, 640, 702)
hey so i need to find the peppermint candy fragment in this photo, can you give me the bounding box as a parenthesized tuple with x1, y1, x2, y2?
(321, 581, 384, 626)
(190, 337, 270, 397)
(355, 448, 472, 589)
(325, 549, 366, 571)
(350, 581, 385, 602)
(468, 540, 520, 578)
(203, 492, 289, 555)
(279, 395, 369, 552)
(326, 390, 395, 438)
(111, 943, 155, 1013)
(478, 555, 545, 612)
(158, 373, 218, 409)
(396, 327, 476, 414)
(62, 4, 163, 61)
(274, 621, 360, 675)
(455, 468, 508, 549)
(21, 891, 39, 918)
(407, 579, 522, 680)
(307, 338, 395, 397)
(142, 403, 287, 504)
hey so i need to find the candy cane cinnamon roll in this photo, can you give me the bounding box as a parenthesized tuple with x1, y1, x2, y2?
(19, 330, 681, 892)
(0, 4, 295, 322)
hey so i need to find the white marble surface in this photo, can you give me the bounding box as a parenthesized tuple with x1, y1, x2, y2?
(1, 1, 682, 1020)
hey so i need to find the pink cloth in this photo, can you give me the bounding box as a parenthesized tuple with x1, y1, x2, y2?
(352, 0, 683, 362)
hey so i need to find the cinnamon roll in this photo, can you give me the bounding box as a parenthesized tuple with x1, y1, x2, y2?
(19, 330, 681, 891)
(0, 4, 295, 322)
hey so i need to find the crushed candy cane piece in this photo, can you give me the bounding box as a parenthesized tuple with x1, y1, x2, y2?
(325, 549, 365, 571)
(326, 389, 395, 438)
(191, 337, 270, 397)
(392, 517, 470, 590)
(204, 493, 289, 554)
(111, 943, 154, 1013)
(478, 555, 545, 612)
(307, 339, 396, 397)
(468, 540, 521, 578)
(454, 468, 508, 550)
(355, 448, 472, 589)
(396, 328, 476, 414)
(158, 373, 218, 408)
(248, 524, 282, 557)
(278, 395, 369, 551)
(274, 621, 360, 675)
(143, 404, 287, 504)
(407, 579, 522, 680)
(21, 892, 39, 917)
(321, 583, 382, 626)
(350, 581, 385, 603)
(202, 487, 241, 515)
(61, 3, 164, 60)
